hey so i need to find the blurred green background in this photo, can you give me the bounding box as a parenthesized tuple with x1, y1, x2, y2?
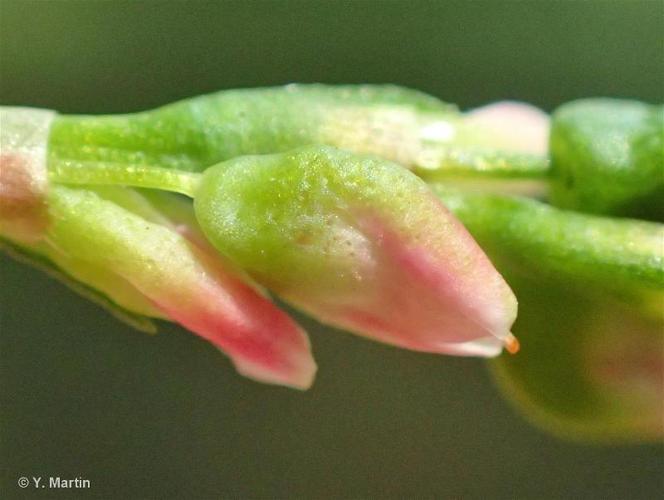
(1, 1, 663, 498)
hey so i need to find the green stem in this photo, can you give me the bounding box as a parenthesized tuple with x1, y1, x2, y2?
(415, 147, 551, 180)
(47, 159, 201, 198)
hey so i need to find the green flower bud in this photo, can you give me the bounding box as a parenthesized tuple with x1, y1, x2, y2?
(550, 98, 664, 220)
(435, 187, 664, 441)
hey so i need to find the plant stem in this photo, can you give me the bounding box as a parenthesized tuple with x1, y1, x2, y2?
(415, 147, 551, 180)
(47, 159, 201, 198)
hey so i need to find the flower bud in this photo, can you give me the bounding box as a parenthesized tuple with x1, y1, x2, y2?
(434, 187, 664, 441)
(0, 107, 55, 243)
(43, 185, 317, 388)
(194, 145, 518, 356)
(463, 101, 550, 155)
(550, 98, 664, 220)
